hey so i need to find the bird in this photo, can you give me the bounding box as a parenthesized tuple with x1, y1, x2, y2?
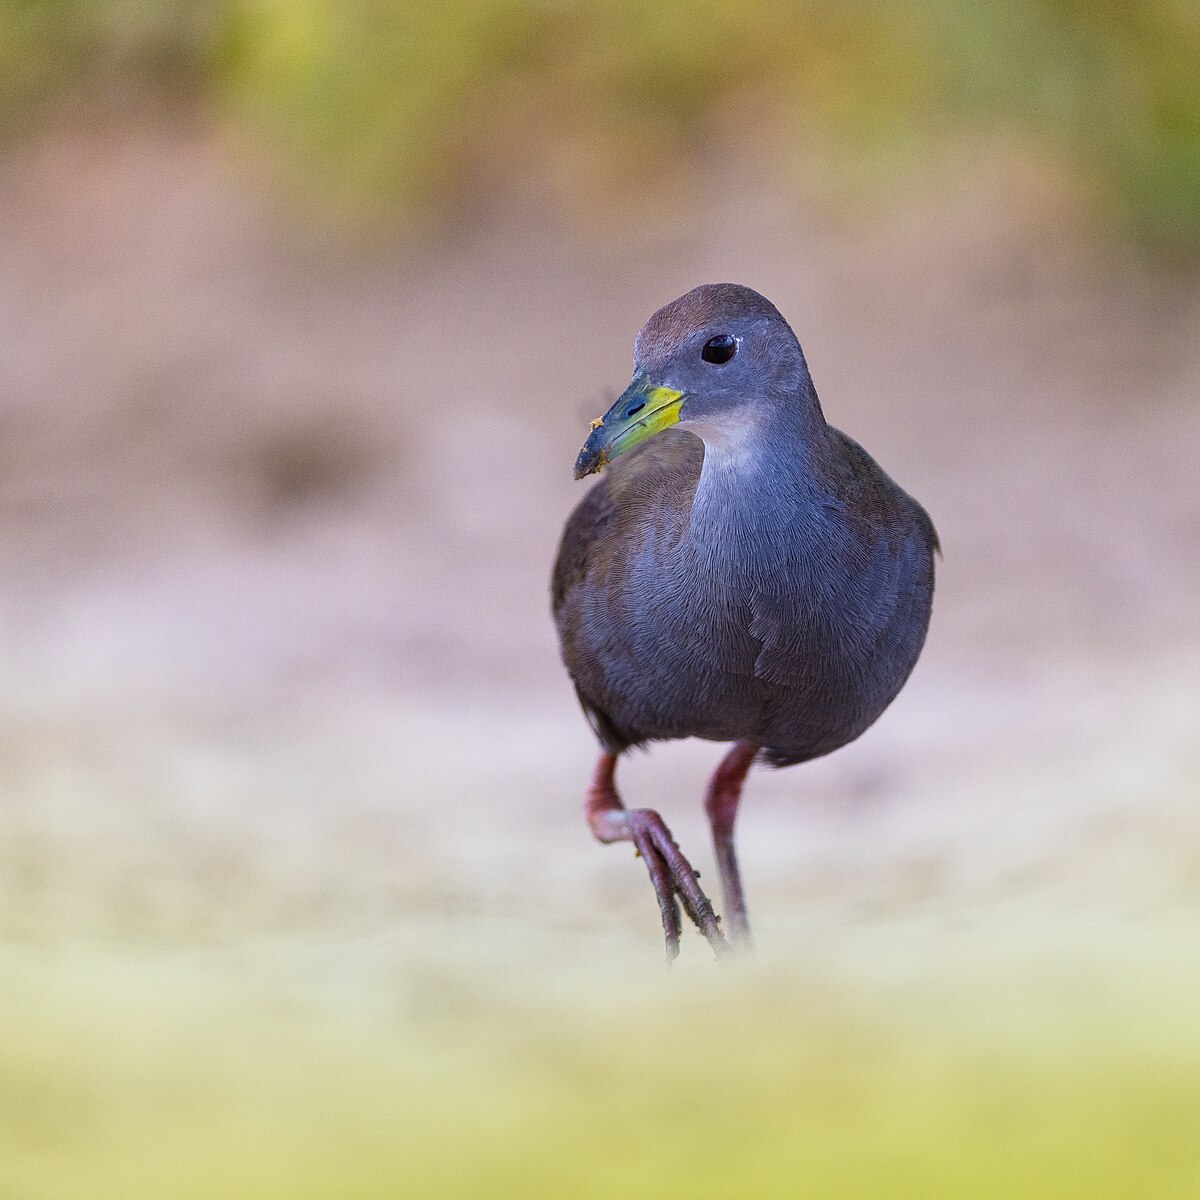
(552, 283, 938, 960)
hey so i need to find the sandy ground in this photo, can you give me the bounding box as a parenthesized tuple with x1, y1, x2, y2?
(1, 114, 1199, 979)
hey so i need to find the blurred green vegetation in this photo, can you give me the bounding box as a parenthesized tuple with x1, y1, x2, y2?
(1, 0, 1197, 247)
(3, 940, 1200, 1198)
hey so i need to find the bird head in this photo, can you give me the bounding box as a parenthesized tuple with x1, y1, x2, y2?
(573, 283, 816, 480)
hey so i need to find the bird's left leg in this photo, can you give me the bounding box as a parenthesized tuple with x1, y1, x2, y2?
(585, 751, 728, 961)
(704, 740, 759, 947)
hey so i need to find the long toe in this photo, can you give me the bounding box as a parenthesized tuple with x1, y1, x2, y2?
(631, 821, 684, 958)
(628, 809, 729, 960)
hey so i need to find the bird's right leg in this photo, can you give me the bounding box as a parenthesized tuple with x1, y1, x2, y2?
(585, 752, 728, 961)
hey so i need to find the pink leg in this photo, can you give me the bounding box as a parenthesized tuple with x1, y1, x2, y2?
(585, 752, 728, 961)
(704, 740, 758, 947)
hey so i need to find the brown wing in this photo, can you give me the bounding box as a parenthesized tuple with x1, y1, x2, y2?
(822, 426, 940, 558)
(551, 429, 704, 750)
(551, 428, 703, 621)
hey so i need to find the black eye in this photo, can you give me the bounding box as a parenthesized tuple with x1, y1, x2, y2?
(701, 334, 738, 365)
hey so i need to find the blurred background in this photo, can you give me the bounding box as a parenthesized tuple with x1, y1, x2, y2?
(2, 2, 1200, 1196)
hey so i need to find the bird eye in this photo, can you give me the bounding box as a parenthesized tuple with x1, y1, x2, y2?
(701, 334, 738, 365)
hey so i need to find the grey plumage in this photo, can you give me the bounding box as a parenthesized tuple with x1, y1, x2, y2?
(553, 284, 937, 769)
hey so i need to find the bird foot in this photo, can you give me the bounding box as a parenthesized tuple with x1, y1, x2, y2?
(624, 808, 729, 962)
(584, 752, 729, 962)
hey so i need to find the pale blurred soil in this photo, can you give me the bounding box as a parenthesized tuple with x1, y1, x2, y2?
(2, 114, 1199, 981)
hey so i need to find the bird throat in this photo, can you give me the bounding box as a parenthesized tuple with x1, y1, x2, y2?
(688, 413, 821, 553)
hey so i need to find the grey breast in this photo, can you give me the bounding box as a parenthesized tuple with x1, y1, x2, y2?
(553, 428, 936, 764)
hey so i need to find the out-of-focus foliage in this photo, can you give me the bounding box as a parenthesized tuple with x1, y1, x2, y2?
(0, 1, 224, 114)
(3, 944, 1200, 1198)
(2, 0, 1197, 241)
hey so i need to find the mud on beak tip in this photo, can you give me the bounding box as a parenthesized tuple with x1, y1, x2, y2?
(573, 433, 608, 480)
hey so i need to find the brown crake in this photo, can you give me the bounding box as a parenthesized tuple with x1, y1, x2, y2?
(552, 284, 937, 959)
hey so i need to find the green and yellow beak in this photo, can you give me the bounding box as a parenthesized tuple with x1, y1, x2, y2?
(573, 375, 684, 480)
